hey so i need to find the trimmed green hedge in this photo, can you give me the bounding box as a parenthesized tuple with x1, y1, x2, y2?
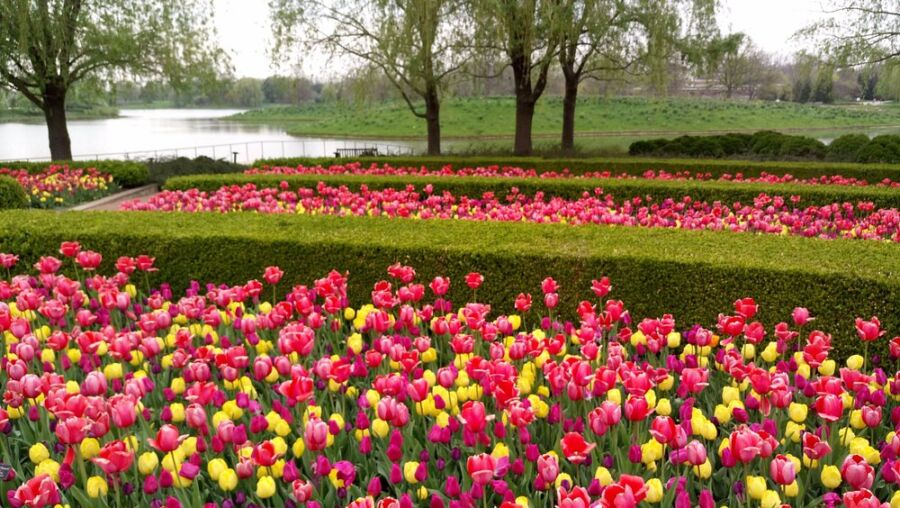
(0, 176, 28, 209)
(252, 156, 900, 183)
(1, 160, 149, 188)
(0, 210, 896, 360)
(166, 173, 900, 209)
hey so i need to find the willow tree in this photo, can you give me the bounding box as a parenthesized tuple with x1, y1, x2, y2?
(0, 0, 223, 160)
(557, 0, 636, 153)
(801, 0, 900, 66)
(270, 0, 470, 155)
(471, 0, 563, 156)
(555, 0, 719, 152)
(635, 0, 720, 97)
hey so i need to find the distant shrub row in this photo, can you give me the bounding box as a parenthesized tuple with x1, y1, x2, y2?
(629, 131, 900, 163)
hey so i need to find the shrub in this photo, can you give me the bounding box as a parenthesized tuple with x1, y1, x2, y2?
(0, 210, 896, 360)
(147, 156, 245, 184)
(252, 156, 900, 184)
(856, 135, 900, 164)
(2, 160, 149, 187)
(826, 134, 870, 162)
(777, 136, 826, 159)
(165, 173, 900, 209)
(0, 176, 28, 209)
(749, 130, 790, 157)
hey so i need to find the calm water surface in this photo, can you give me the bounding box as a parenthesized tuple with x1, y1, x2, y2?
(0, 109, 414, 162)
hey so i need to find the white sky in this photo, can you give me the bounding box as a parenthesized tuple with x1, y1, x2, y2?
(214, 0, 830, 79)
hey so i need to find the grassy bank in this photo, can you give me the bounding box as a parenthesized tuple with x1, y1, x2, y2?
(0, 106, 119, 123)
(232, 97, 900, 145)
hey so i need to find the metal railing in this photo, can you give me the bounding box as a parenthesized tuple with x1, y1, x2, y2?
(0, 139, 418, 164)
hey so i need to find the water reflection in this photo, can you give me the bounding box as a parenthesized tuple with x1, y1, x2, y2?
(0, 109, 415, 162)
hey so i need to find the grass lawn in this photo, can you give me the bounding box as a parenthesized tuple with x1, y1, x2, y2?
(0, 106, 118, 123)
(232, 96, 900, 146)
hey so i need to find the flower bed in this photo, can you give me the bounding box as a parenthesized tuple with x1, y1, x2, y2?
(253, 156, 900, 184)
(0, 242, 898, 508)
(165, 174, 900, 210)
(0, 166, 118, 209)
(125, 183, 900, 242)
(246, 162, 900, 188)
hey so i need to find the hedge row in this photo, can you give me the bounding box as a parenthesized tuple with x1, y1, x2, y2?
(252, 155, 900, 184)
(631, 132, 900, 164)
(1, 160, 149, 188)
(0, 210, 896, 360)
(165, 173, 900, 209)
(0, 176, 28, 209)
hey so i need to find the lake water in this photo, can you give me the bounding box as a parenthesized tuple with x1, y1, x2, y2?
(0, 109, 416, 163)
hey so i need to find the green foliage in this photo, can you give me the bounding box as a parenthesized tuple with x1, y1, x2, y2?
(1, 160, 149, 188)
(628, 130, 900, 163)
(826, 134, 870, 162)
(0, 210, 896, 360)
(252, 155, 900, 184)
(0, 176, 28, 210)
(148, 156, 244, 184)
(166, 172, 900, 209)
(856, 135, 900, 164)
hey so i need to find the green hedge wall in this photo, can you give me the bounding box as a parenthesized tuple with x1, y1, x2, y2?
(0, 210, 896, 360)
(0, 176, 28, 209)
(166, 173, 900, 209)
(1, 160, 149, 188)
(252, 156, 900, 183)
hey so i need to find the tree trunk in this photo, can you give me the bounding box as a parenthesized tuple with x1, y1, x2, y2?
(43, 85, 72, 161)
(561, 77, 579, 154)
(514, 97, 535, 156)
(424, 88, 441, 155)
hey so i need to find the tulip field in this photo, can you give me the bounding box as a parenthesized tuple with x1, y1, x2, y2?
(0, 157, 898, 508)
(0, 166, 117, 209)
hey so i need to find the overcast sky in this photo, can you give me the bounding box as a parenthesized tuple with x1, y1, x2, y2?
(214, 0, 830, 79)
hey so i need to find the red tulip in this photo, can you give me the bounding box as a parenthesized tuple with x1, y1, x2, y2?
(624, 396, 652, 422)
(459, 401, 489, 434)
(600, 475, 647, 508)
(75, 250, 102, 271)
(791, 307, 812, 326)
(801, 432, 831, 460)
(466, 452, 496, 485)
(649, 416, 678, 445)
(304, 416, 329, 452)
(54, 416, 89, 445)
(12, 474, 61, 508)
(263, 266, 284, 285)
(769, 454, 795, 485)
(252, 440, 281, 467)
(557, 486, 591, 508)
(814, 394, 843, 422)
(729, 427, 765, 464)
(842, 489, 883, 508)
(91, 440, 134, 475)
(591, 277, 611, 298)
(465, 272, 483, 290)
(59, 241, 81, 258)
(515, 293, 532, 312)
(841, 455, 874, 489)
(537, 453, 559, 483)
(147, 424, 183, 453)
(292, 479, 313, 502)
(733, 297, 757, 319)
(429, 276, 450, 296)
(855, 317, 884, 342)
(560, 432, 596, 464)
(860, 405, 882, 428)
